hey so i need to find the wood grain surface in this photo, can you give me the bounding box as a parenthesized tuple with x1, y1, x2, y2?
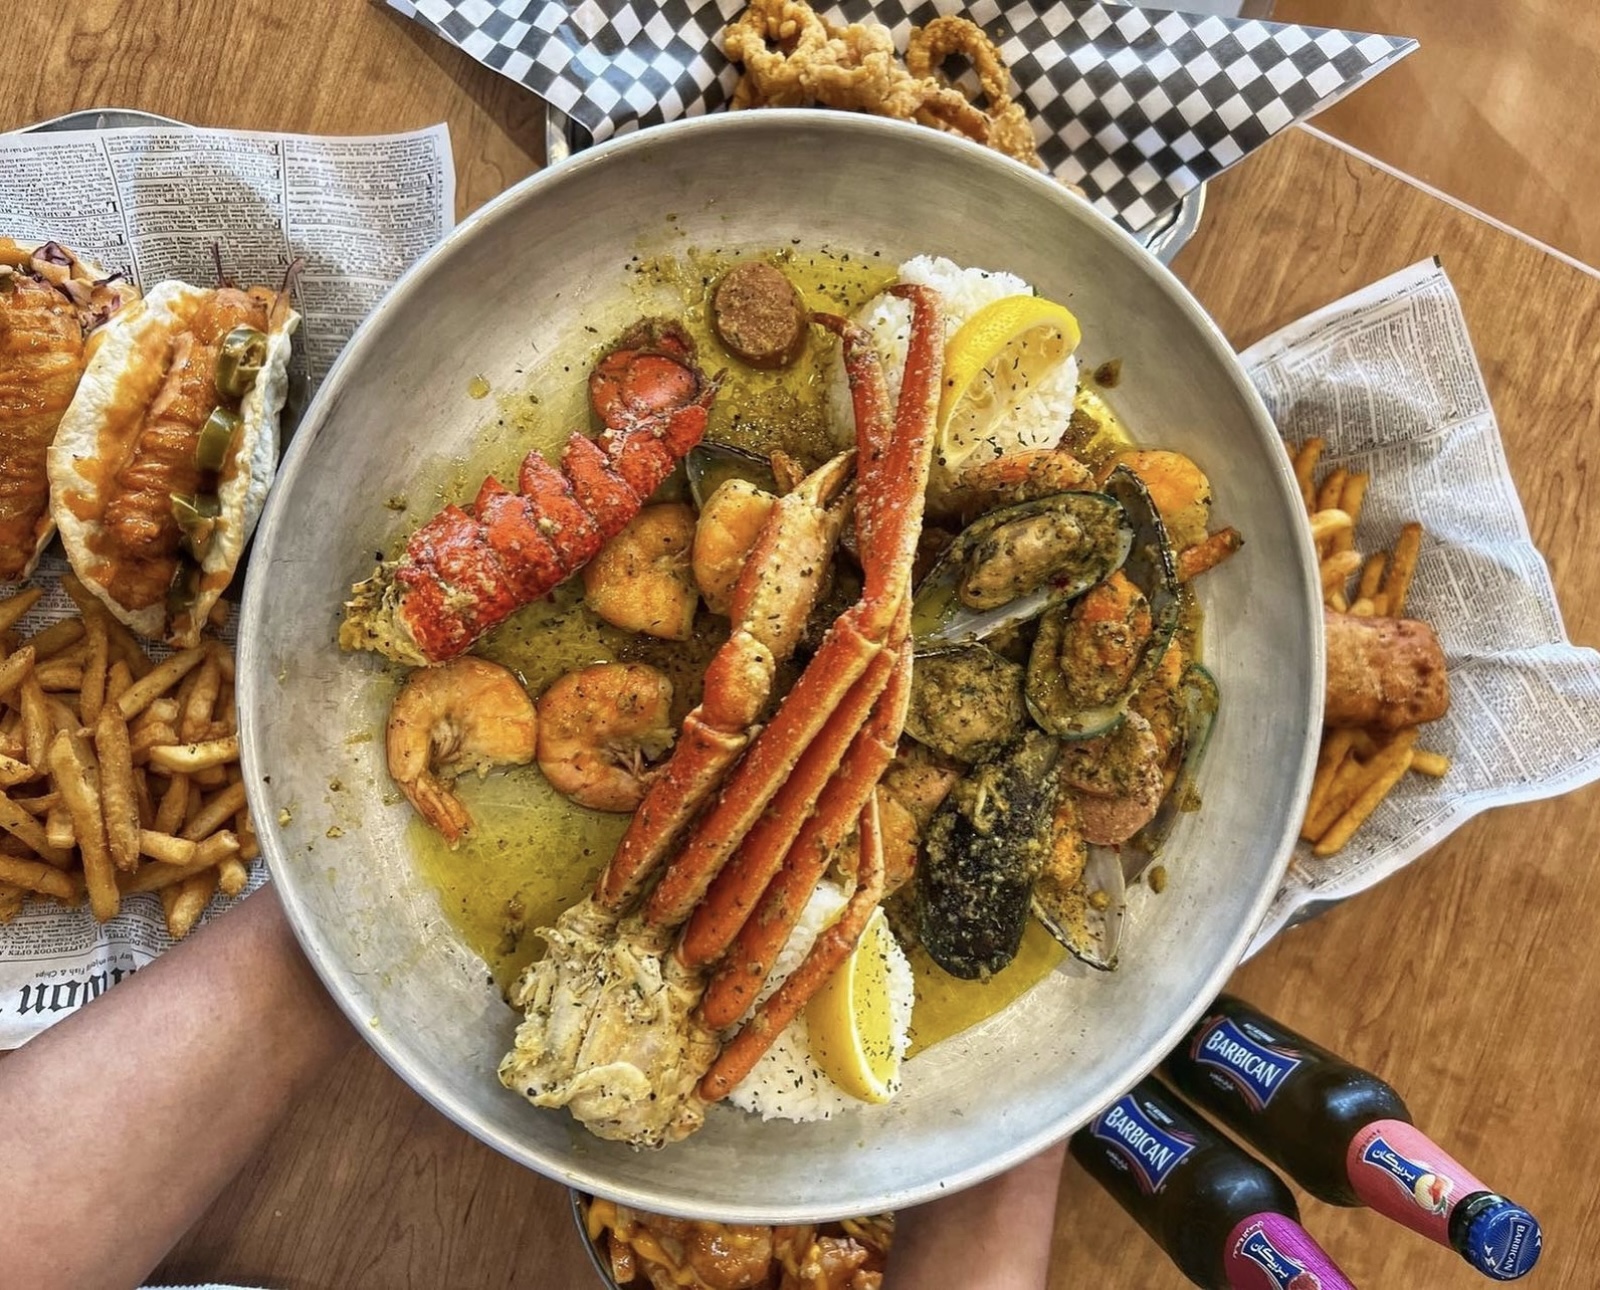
(6, 4, 1599, 1288)
(1280, 0, 1600, 271)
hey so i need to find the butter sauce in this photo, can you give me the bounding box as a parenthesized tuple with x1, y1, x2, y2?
(402, 249, 1157, 1058)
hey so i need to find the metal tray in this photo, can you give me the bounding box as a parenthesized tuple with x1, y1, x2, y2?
(14, 107, 187, 134)
(544, 106, 1204, 264)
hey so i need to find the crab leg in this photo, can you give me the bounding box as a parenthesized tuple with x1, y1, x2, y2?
(694, 632, 912, 1026)
(641, 287, 943, 930)
(677, 640, 898, 968)
(697, 790, 887, 1103)
(597, 449, 856, 911)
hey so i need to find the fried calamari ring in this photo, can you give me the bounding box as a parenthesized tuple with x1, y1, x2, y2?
(723, 1, 1044, 170)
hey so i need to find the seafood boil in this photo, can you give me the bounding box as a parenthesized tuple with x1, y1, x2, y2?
(342, 251, 1243, 1149)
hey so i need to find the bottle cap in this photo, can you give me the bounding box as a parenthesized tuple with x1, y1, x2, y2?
(1463, 1199, 1542, 1280)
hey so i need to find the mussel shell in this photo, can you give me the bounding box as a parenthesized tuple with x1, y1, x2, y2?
(910, 491, 1133, 653)
(1025, 467, 1180, 739)
(904, 644, 1028, 765)
(914, 730, 1059, 981)
(685, 441, 777, 509)
(1032, 842, 1125, 972)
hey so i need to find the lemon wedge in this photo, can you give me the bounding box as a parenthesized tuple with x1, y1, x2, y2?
(806, 908, 901, 1104)
(936, 294, 1082, 476)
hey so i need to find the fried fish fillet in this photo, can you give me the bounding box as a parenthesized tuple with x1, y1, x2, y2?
(1324, 609, 1449, 731)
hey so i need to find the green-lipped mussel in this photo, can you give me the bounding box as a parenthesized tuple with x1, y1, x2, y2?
(910, 490, 1133, 652)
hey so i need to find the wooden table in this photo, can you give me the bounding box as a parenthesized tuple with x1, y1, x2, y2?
(10, 4, 1600, 1288)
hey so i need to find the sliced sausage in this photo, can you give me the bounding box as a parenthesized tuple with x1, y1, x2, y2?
(710, 261, 807, 369)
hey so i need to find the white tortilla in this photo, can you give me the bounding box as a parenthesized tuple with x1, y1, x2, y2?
(0, 239, 125, 581)
(47, 279, 298, 645)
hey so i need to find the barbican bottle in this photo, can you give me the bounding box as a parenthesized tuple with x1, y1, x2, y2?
(1070, 1077, 1358, 1289)
(1162, 995, 1541, 1282)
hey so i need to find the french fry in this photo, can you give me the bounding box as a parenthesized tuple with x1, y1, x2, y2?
(0, 753, 36, 788)
(12, 791, 56, 816)
(133, 698, 181, 732)
(180, 656, 221, 743)
(24, 618, 86, 661)
(210, 642, 236, 684)
(217, 854, 249, 896)
(94, 707, 140, 873)
(1309, 509, 1352, 548)
(1313, 734, 1418, 856)
(1300, 730, 1356, 838)
(0, 644, 35, 700)
(1315, 467, 1348, 520)
(118, 855, 215, 895)
(0, 586, 42, 635)
(154, 774, 190, 836)
(45, 696, 80, 736)
(192, 830, 240, 866)
(148, 735, 239, 775)
(0, 790, 74, 866)
(1319, 550, 1362, 597)
(33, 661, 84, 692)
(0, 853, 83, 903)
(1337, 473, 1369, 550)
(19, 676, 49, 771)
(237, 803, 259, 863)
(1410, 749, 1452, 778)
(80, 613, 109, 725)
(105, 617, 153, 678)
(1382, 522, 1424, 617)
(1328, 591, 1349, 612)
(1348, 596, 1378, 617)
(45, 806, 75, 853)
(1302, 751, 1377, 842)
(167, 867, 218, 939)
(116, 646, 206, 722)
(1357, 553, 1387, 602)
(181, 781, 248, 842)
(1293, 439, 1324, 511)
(48, 730, 117, 923)
(0, 590, 250, 926)
(130, 722, 180, 764)
(139, 830, 199, 865)
(106, 659, 133, 704)
(135, 769, 156, 830)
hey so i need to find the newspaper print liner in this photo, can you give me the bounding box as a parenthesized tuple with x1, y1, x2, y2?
(1243, 259, 1600, 952)
(389, 0, 1415, 232)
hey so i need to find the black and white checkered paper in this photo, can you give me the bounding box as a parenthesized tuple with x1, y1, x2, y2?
(388, 0, 1414, 232)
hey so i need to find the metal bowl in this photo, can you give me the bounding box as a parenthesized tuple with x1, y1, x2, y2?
(239, 109, 1322, 1223)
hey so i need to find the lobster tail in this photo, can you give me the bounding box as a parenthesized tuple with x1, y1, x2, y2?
(340, 319, 715, 665)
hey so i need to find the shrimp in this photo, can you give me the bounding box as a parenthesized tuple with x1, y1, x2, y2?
(536, 662, 676, 812)
(386, 656, 539, 846)
(690, 478, 776, 616)
(1109, 450, 1211, 550)
(582, 503, 700, 641)
(939, 447, 1092, 521)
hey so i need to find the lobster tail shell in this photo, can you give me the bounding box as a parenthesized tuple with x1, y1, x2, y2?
(343, 318, 714, 665)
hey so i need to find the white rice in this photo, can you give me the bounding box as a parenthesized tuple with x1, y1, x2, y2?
(725, 879, 915, 1122)
(825, 254, 1080, 467)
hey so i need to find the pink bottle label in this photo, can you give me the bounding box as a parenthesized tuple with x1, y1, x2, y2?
(1222, 1213, 1358, 1289)
(1345, 1119, 1488, 1244)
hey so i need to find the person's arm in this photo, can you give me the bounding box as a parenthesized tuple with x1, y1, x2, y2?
(0, 885, 355, 1290)
(886, 1142, 1067, 1290)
